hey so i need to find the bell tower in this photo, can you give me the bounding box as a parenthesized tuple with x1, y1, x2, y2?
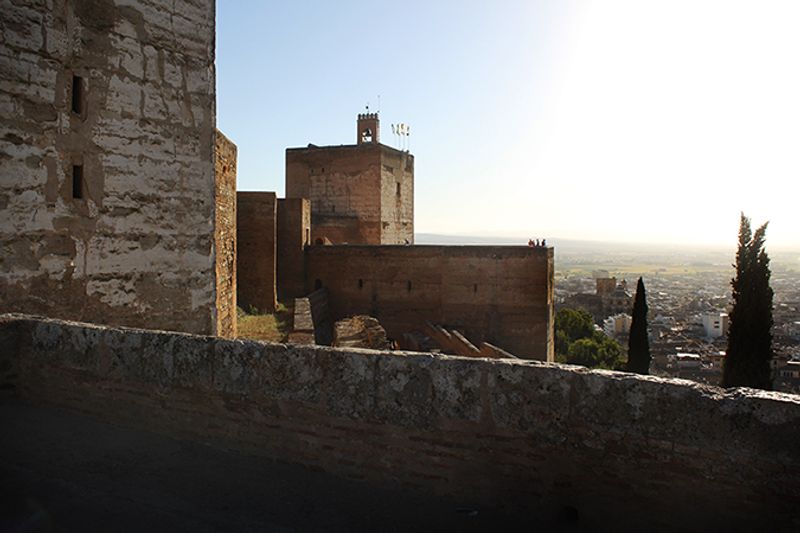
(357, 112, 379, 145)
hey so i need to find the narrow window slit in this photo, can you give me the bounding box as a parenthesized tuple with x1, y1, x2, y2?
(71, 75, 84, 115)
(72, 164, 83, 199)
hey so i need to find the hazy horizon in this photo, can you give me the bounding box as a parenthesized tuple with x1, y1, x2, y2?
(217, 1, 800, 247)
(415, 231, 800, 255)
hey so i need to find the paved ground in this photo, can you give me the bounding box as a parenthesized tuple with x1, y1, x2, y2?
(0, 400, 555, 532)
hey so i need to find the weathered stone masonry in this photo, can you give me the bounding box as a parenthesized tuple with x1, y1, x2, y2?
(306, 245, 555, 360)
(236, 191, 276, 313)
(0, 0, 232, 335)
(214, 130, 237, 337)
(2, 314, 799, 531)
(236, 194, 311, 309)
(285, 142, 413, 245)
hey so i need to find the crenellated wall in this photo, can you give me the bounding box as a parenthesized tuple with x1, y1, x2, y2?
(4, 313, 798, 531)
(0, 0, 219, 335)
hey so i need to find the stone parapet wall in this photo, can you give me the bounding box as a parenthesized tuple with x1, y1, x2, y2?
(2, 314, 799, 530)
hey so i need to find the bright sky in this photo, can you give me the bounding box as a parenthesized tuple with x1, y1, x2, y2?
(217, 0, 800, 248)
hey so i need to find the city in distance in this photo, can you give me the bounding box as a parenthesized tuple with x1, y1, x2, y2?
(417, 232, 800, 392)
(416, 232, 800, 274)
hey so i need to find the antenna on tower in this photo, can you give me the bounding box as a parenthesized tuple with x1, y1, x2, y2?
(377, 94, 381, 114)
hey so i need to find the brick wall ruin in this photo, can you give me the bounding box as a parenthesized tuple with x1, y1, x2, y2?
(214, 131, 237, 337)
(0, 0, 221, 334)
(236, 192, 276, 313)
(285, 144, 413, 245)
(306, 245, 555, 360)
(277, 198, 311, 302)
(2, 314, 799, 531)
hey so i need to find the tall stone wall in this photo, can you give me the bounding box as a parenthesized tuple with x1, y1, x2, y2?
(236, 192, 276, 313)
(277, 198, 310, 302)
(306, 245, 554, 360)
(286, 145, 383, 244)
(3, 314, 799, 531)
(214, 131, 237, 338)
(0, 0, 218, 334)
(286, 143, 414, 245)
(379, 147, 414, 244)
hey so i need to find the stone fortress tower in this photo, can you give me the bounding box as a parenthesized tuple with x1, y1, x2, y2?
(285, 113, 413, 245)
(0, 0, 236, 337)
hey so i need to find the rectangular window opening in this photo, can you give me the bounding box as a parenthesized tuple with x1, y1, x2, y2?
(72, 164, 83, 199)
(396, 182, 401, 196)
(71, 75, 84, 115)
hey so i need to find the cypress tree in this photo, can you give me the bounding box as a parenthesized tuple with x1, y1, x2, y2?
(721, 213, 774, 389)
(626, 277, 650, 374)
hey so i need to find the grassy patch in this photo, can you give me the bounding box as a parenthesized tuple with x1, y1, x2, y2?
(237, 302, 293, 343)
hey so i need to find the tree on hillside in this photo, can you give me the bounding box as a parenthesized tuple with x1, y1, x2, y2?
(722, 213, 774, 389)
(555, 308, 625, 370)
(626, 277, 650, 374)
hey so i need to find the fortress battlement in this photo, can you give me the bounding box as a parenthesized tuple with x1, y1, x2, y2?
(2, 313, 799, 530)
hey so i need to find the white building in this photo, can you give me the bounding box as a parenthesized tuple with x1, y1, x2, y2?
(603, 313, 632, 337)
(702, 312, 729, 339)
(670, 353, 702, 369)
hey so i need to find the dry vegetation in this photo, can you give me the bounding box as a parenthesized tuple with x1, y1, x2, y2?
(237, 303, 293, 343)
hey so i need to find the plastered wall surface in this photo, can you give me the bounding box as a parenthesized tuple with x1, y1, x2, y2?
(236, 192, 276, 313)
(306, 245, 555, 360)
(0, 0, 218, 334)
(2, 314, 799, 532)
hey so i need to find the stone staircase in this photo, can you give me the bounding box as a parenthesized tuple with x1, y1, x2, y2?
(422, 322, 517, 359)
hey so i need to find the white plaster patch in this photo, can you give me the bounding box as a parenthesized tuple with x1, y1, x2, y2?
(190, 286, 211, 311)
(86, 278, 141, 307)
(106, 73, 142, 114)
